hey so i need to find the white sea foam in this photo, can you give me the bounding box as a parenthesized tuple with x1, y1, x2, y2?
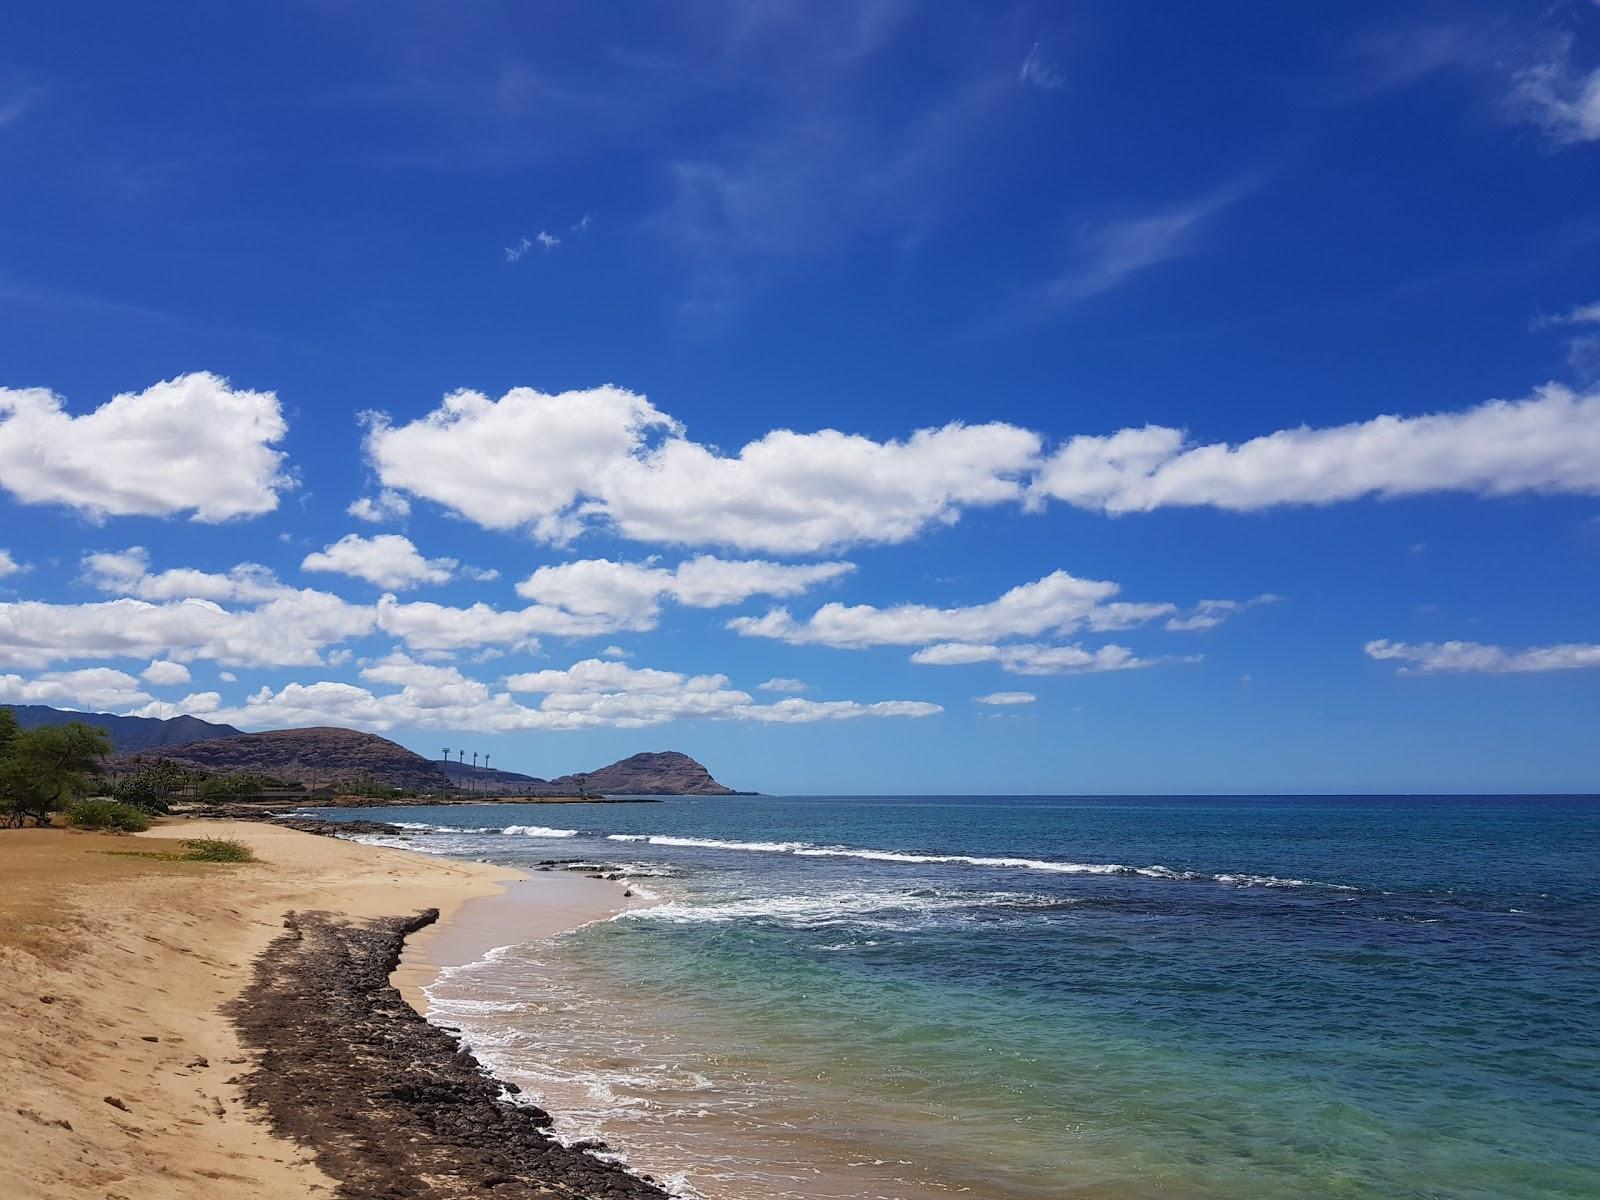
(618, 888, 1059, 928)
(597, 832, 1356, 890)
(502, 824, 579, 838)
(606, 834, 811, 853)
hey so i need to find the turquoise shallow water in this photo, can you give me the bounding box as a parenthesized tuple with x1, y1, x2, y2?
(320, 796, 1600, 1199)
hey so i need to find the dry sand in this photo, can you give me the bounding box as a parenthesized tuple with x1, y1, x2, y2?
(0, 819, 623, 1200)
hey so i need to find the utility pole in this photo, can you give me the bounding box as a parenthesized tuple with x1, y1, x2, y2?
(442, 748, 450, 799)
(484, 753, 492, 799)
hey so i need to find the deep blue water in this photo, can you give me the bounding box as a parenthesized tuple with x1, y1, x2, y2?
(315, 795, 1600, 1199)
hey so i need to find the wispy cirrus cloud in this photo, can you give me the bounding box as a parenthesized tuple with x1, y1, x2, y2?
(1018, 43, 1064, 91)
(1509, 33, 1600, 145)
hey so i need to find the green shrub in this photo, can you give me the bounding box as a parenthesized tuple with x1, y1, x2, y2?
(66, 799, 151, 832)
(179, 837, 255, 863)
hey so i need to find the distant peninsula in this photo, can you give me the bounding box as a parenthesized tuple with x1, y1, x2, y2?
(4, 704, 750, 797)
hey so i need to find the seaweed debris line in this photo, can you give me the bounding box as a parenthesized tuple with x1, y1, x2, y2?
(229, 908, 668, 1199)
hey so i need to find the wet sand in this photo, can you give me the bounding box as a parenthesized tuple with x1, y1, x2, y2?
(395, 872, 635, 1013)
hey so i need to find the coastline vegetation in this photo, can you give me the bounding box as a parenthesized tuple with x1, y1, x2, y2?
(65, 798, 152, 832)
(103, 837, 257, 863)
(0, 709, 112, 827)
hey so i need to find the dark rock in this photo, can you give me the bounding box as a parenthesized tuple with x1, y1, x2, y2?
(227, 909, 666, 1198)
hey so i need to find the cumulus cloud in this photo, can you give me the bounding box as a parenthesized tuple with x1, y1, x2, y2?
(600, 645, 631, 659)
(302, 533, 455, 590)
(974, 690, 1036, 705)
(1031, 384, 1600, 514)
(517, 555, 854, 622)
(0, 373, 291, 521)
(0, 667, 150, 711)
(363, 381, 1600, 550)
(912, 641, 1187, 676)
(0, 549, 24, 578)
(373, 594, 628, 654)
(758, 677, 808, 693)
(200, 654, 939, 733)
(347, 489, 411, 523)
(128, 691, 223, 720)
(139, 659, 192, 686)
(82, 547, 293, 603)
(0, 592, 374, 670)
(728, 569, 1174, 648)
(363, 385, 1041, 553)
(1365, 638, 1600, 674)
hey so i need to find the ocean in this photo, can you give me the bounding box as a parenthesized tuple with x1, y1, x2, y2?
(313, 795, 1600, 1199)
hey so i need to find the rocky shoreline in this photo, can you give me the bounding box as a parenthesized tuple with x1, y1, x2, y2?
(229, 908, 667, 1199)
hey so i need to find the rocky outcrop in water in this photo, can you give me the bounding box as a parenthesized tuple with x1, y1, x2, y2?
(551, 751, 740, 796)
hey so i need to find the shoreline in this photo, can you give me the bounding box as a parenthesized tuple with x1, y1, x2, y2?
(394, 869, 637, 1013)
(0, 818, 655, 1199)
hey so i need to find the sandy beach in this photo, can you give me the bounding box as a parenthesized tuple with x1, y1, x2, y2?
(0, 819, 642, 1199)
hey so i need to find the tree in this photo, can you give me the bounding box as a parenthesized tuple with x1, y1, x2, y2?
(0, 721, 113, 827)
(111, 758, 190, 813)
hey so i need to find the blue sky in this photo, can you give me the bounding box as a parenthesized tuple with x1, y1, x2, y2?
(1, 1, 1597, 794)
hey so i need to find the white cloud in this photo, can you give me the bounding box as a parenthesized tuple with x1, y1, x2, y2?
(728, 569, 1174, 648)
(739, 697, 943, 724)
(0, 667, 150, 711)
(1510, 34, 1600, 145)
(347, 489, 411, 523)
(974, 690, 1036, 705)
(200, 654, 939, 733)
(1365, 638, 1600, 674)
(373, 594, 626, 653)
(0, 591, 374, 670)
(1165, 593, 1283, 632)
(516, 555, 853, 622)
(462, 566, 501, 582)
(758, 677, 808, 693)
(536, 230, 561, 250)
(1027, 182, 1252, 313)
(128, 691, 223, 719)
(82, 547, 293, 603)
(1534, 300, 1600, 329)
(1031, 384, 1600, 514)
(0, 373, 291, 521)
(0, 549, 23, 579)
(913, 641, 1187, 676)
(139, 659, 192, 686)
(365, 380, 1600, 550)
(364, 384, 1041, 553)
(302, 533, 455, 590)
(1019, 43, 1064, 91)
(600, 645, 631, 659)
(219, 671, 237, 683)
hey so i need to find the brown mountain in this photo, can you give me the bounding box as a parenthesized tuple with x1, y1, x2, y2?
(551, 751, 739, 796)
(113, 727, 449, 793)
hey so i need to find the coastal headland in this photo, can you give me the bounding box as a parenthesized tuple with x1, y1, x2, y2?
(0, 819, 660, 1199)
